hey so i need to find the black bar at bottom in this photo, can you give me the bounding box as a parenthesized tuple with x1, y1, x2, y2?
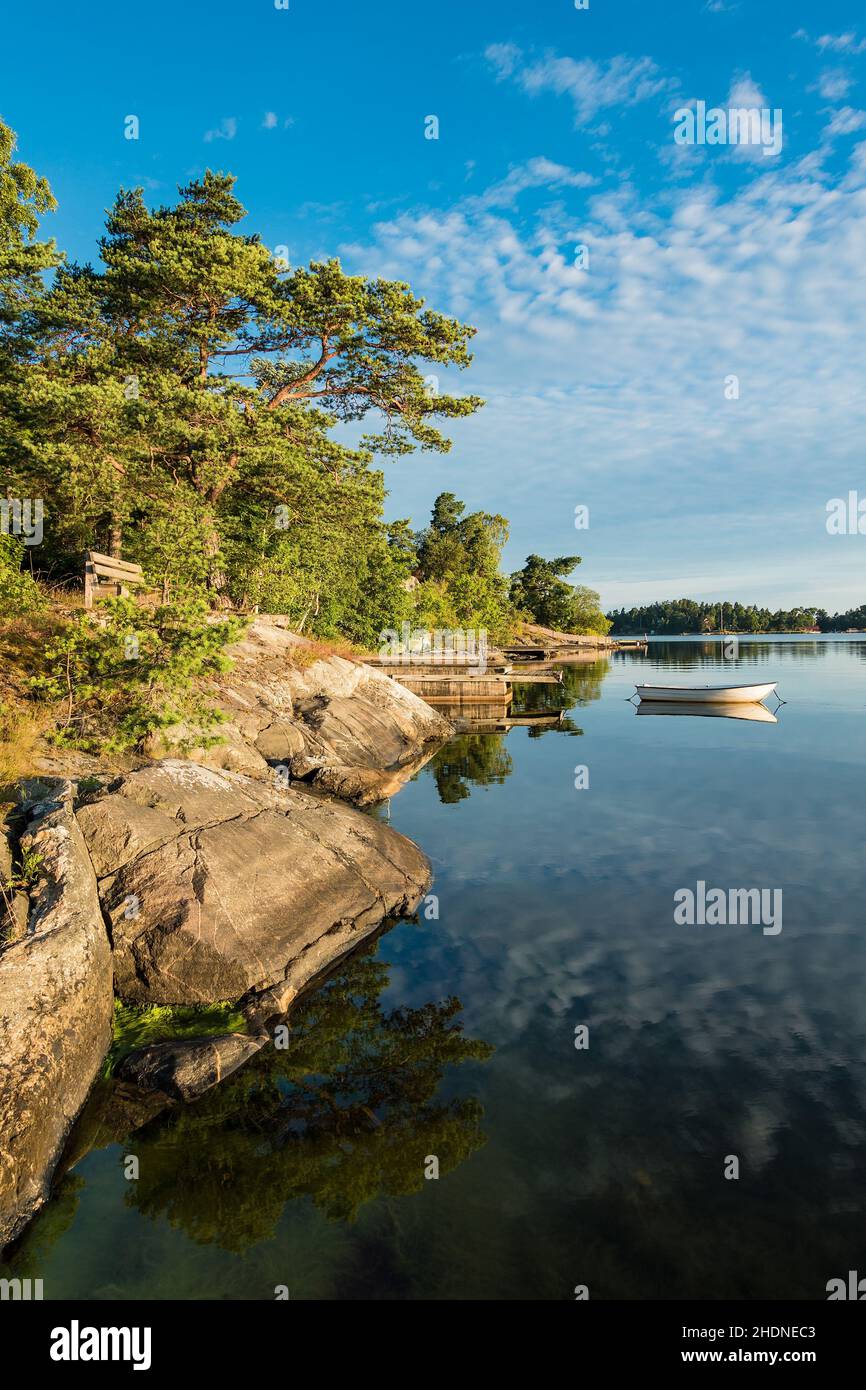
(1, 1298, 861, 1374)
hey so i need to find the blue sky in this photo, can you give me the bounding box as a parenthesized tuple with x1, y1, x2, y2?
(3, 0, 866, 610)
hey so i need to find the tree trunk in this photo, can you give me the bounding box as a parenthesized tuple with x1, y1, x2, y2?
(108, 516, 123, 560)
(204, 519, 232, 609)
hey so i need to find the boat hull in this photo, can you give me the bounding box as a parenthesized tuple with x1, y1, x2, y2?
(635, 682, 777, 704)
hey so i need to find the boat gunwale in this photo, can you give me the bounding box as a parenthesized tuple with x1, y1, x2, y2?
(635, 681, 777, 692)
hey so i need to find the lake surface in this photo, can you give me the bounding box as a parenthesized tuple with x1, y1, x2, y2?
(4, 637, 866, 1300)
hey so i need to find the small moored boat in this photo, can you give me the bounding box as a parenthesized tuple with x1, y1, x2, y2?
(635, 681, 777, 705)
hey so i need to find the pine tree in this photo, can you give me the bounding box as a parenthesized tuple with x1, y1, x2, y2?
(13, 169, 483, 605)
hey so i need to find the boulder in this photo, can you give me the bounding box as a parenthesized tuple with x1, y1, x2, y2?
(145, 617, 452, 804)
(115, 1032, 267, 1102)
(306, 745, 447, 808)
(76, 761, 432, 1009)
(0, 782, 114, 1251)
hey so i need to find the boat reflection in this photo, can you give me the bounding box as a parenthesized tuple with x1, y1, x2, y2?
(635, 699, 778, 723)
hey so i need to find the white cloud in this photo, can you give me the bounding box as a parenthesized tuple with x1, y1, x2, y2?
(727, 72, 768, 110)
(262, 112, 294, 131)
(484, 44, 673, 127)
(340, 134, 866, 605)
(473, 156, 595, 210)
(797, 30, 866, 55)
(203, 117, 237, 143)
(823, 106, 866, 137)
(816, 32, 866, 55)
(485, 41, 521, 81)
(817, 69, 852, 100)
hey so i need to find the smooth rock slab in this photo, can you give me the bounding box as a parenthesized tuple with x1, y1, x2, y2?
(77, 761, 431, 1007)
(0, 783, 114, 1251)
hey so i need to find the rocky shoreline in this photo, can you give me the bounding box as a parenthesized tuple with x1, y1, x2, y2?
(0, 622, 452, 1251)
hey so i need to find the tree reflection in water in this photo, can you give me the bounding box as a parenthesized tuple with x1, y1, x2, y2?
(426, 733, 514, 803)
(424, 659, 608, 797)
(119, 952, 493, 1251)
(515, 657, 608, 711)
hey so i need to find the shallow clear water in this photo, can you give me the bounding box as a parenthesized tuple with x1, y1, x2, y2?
(5, 637, 866, 1300)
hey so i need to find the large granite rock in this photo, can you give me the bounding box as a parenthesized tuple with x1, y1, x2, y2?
(76, 761, 432, 1009)
(0, 782, 114, 1251)
(145, 617, 452, 804)
(1, 628, 447, 1248)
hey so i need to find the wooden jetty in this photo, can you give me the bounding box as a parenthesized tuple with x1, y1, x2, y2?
(502, 624, 647, 664)
(381, 667, 564, 702)
(389, 674, 513, 703)
(504, 638, 647, 661)
(366, 651, 512, 672)
(365, 621, 643, 706)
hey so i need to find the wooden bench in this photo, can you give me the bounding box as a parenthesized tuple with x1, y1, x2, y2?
(84, 551, 145, 609)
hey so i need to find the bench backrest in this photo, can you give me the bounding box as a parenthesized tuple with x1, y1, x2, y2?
(84, 551, 145, 609)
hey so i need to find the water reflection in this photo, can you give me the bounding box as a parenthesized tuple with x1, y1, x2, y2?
(7, 637, 865, 1299)
(3, 951, 493, 1263)
(425, 733, 514, 803)
(635, 700, 778, 722)
(542, 657, 609, 704)
(511, 658, 608, 737)
(628, 637, 866, 670)
(424, 661, 611, 799)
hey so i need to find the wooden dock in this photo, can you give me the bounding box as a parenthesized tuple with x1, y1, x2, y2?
(504, 640, 646, 661)
(382, 667, 565, 702)
(366, 624, 643, 707)
(389, 674, 513, 703)
(504, 645, 577, 662)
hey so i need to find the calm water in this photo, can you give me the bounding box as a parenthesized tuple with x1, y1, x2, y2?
(5, 637, 866, 1300)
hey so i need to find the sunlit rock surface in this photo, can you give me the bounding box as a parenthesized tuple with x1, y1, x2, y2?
(77, 761, 432, 1007)
(0, 783, 113, 1250)
(145, 616, 453, 804)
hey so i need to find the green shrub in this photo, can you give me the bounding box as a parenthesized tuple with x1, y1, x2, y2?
(0, 533, 44, 618)
(31, 596, 244, 754)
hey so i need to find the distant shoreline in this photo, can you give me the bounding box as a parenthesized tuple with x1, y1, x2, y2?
(630, 631, 866, 640)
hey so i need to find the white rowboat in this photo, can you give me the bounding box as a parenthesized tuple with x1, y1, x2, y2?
(635, 681, 777, 705)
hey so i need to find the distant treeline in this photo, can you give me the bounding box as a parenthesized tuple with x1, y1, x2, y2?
(606, 600, 866, 635)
